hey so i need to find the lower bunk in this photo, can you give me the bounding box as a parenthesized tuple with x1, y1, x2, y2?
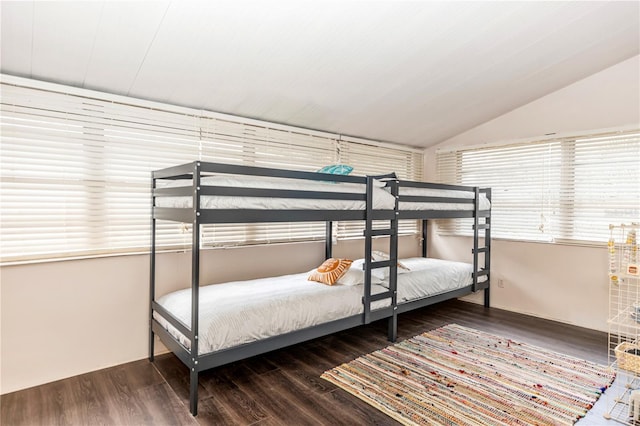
(150, 256, 488, 415)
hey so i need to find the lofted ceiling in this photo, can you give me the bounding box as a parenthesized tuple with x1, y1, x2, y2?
(1, 1, 639, 148)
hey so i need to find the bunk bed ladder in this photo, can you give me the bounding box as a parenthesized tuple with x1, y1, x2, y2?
(472, 187, 491, 308)
(363, 176, 399, 342)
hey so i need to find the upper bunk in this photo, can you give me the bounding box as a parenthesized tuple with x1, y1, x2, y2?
(152, 161, 397, 223)
(151, 161, 491, 224)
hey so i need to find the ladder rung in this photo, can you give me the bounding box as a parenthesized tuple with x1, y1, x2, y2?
(472, 247, 489, 254)
(475, 281, 490, 291)
(473, 224, 491, 230)
(364, 228, 396, 237)
(370, 260, 394, 269)
(365, 291, 393, 302)
(473, 269, 489, 278)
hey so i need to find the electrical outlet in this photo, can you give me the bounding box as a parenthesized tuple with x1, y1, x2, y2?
(497, 278, 505, 288)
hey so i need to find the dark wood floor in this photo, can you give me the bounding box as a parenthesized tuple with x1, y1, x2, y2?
(1, 300, 610, 425)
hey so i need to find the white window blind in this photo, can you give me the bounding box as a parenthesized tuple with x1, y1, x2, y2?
(436, 130, 640, 244)
(1, 84, 203, 261)
(0, 77, 423, 263)
(568, 133, 640, 242)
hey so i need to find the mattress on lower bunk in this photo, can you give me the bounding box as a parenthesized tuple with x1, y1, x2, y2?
(154, 257, 486, 355)
(155, 174, 397, 210)
(153, 272, 391, 355)
(399, 187, 491, 211)
(390, 257, 487, 302)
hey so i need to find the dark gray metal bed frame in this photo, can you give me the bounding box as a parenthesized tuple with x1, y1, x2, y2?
(149, 161, 491, 415)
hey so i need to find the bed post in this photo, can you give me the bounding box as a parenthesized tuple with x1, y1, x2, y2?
(149, 174, 156, 362)
(363, 178, 374, 325)
(484, 188, 492, 308)
(422, 219, 428, 258)
(484, 286, 491, 308)
(190, 369, 199, 416)
(325, 221, 333, 259)
(387, 178, 399, 342)
(472, 187, 492, 308)
(190, 161, 202, 416)
(472, 187, 480, 293)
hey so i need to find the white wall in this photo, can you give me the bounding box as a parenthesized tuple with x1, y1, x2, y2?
(0, 237, 419, 394)
(435, 55, 639, 147)
(425, 55, 640, 332)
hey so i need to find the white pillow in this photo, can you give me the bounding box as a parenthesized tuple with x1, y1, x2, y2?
(337, 268, 367, 286)
(337, 259, 385, 285)
(354, 258, 388, 281)
(371, 250, 411, 274)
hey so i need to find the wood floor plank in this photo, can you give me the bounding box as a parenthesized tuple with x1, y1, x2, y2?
(191, 396, 241, 426)
(72, 374, 116, 424)
(134, 383, 198, 425)
(198, 365, 271, 425)
(228, 367, 323, 425)
(234, 367, 367, 425)
(1, 300, 609, 426)
(275, 350, 336, 395)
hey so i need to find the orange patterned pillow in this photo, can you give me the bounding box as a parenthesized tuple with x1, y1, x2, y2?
(308, 258, 353, 285)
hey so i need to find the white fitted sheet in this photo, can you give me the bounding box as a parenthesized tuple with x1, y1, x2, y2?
(156, 175, 397, 210)
(399, 187, 491, 211)
(382, 257, 486, 302)
(154, 272, 390, 355)
(154, 257, 487, 355)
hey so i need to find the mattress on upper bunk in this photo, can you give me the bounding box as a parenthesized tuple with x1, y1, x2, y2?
(398, 187, 491, 211)
(386, 257, 488, 302)
(155, 174, 397, 210)
(153, 271, 390, 355)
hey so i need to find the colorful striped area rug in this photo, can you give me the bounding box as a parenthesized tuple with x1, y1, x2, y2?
(321, 324, 615, 426)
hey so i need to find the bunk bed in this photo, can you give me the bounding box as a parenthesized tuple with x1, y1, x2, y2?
(149, 161, 491, 415)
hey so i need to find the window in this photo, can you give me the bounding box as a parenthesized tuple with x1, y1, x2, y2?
(0, 77, 423, 263)
(436, 130, 639, 244)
